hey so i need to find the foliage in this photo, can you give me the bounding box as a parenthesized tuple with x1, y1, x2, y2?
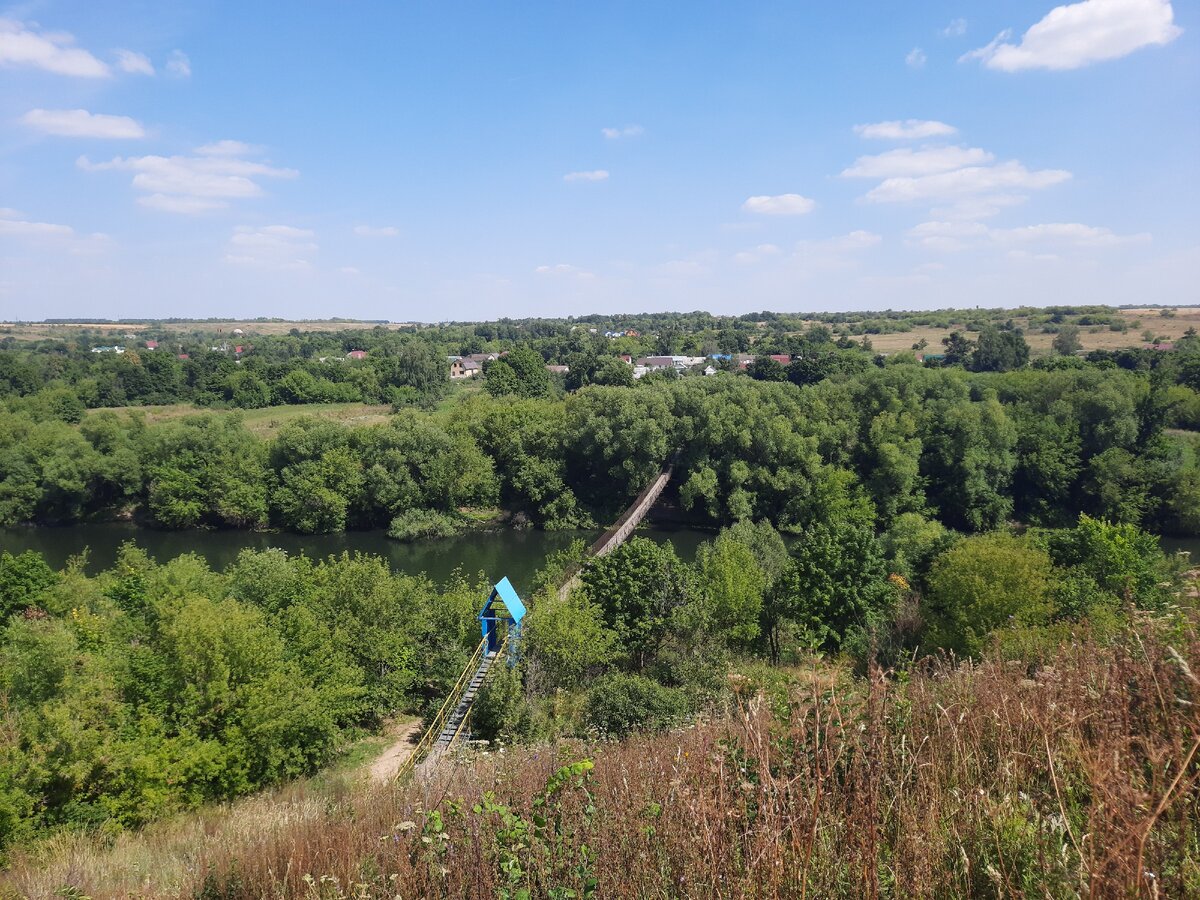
(584, 672, 690, 738)
(923, 532, 1054, 656)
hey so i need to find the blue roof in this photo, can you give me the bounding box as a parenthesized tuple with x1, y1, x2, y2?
(481, 576, 526, 624)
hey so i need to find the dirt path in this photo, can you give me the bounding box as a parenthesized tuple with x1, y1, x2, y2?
(368, 719, 423, 783)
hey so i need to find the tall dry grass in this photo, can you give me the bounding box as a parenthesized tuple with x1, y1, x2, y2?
(4, 616, 1198, 899)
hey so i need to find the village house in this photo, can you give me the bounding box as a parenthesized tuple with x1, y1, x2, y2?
(545, 364, 570, 375)
(450, 358, 481, 378)
(144, 340, 158, 350)
(90, 346, 124, 354)
(347, 350, 367, 360)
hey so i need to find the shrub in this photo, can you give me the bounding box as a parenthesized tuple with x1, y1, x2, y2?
(584, 672, 689, 738)
(387, 509, 462, 542)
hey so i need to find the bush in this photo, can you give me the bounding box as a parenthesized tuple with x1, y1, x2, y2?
(584, 672, 689, 738)
(387, 509, 462, 542)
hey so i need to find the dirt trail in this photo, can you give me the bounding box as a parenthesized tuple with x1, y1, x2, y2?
(368, 720, 423, 783)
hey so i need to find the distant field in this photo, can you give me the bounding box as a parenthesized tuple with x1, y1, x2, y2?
(0, 320, 414, 340)
(836, 306, 1200, 355)
(91, 401, 394, 438)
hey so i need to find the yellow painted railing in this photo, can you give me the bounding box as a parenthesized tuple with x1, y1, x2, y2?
(395, 636, 486, 782)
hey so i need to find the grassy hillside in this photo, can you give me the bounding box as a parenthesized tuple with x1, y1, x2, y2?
(4, 617, 1196, 899)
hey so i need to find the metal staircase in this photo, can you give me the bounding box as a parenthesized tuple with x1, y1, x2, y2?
(396, 633, 509, 781)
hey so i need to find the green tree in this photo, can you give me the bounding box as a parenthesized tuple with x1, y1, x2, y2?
(1052, 325, 1082, 356)
(923, 533, 1053, 656)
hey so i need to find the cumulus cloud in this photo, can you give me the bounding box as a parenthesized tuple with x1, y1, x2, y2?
(961, 0, 1181, 71)
(115, 49, 154, 75)
(353, 225, 400, 237)
(79, 144, 297, 213)
(908, 219, 1150, 251)
(906, 47, 927, 68)
(853, 119, 958, 140)
(864, 160, 1071, 204)
(0, 208, 74, 238)
(602, 124, 643, 139)
(941, 18, 968, 37)
(0, 207, 110, 252)
(0, 18, 110, 77)
(842, 146, 994, 179)
(563, 169, 609, 182)
(21, 108, 145, 139)
(196, 140, 260, 157)
(742, 193, 816, 215)
(225, 225, 317, 270)
(165, 49, 191, 77)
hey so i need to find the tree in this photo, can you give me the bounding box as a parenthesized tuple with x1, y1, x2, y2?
(774, 520, 890, 652)
(580, 537, 695, 670)
(696, 531, 767, 643)
(746, 357, 787, 382)
(941, 331, 975, 366)
(1052, 325, 1082, 356)
(923, 533, 1053, 656)
(485, 348, 552, 399)
(971, 327, 1030, 372)
(0, 551, 58, 619)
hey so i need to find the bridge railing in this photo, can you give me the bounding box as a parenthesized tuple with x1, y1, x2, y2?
(396, 635, 486, 781)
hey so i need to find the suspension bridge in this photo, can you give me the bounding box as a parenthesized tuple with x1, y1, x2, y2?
(395, 460, 674, 780)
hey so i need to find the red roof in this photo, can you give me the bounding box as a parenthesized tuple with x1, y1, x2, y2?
(144, 340, 158, 349)
(347, 349, 367, 359)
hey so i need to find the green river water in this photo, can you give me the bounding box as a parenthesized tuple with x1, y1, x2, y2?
(0, 523, 716, 593)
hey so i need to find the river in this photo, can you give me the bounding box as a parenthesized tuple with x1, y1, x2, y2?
(2, 525, 1196, 592)
(0, 523, 717, 591)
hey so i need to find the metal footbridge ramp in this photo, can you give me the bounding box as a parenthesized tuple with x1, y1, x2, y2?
(396, 578, 523, 780)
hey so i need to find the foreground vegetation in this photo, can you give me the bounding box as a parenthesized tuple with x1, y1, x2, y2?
(2, 305, 1199, 894)
(3, 618, 1196, 898)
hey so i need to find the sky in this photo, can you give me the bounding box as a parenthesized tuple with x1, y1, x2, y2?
(1, 0, 1197, 321)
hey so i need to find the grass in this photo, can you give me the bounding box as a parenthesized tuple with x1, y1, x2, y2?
(4, 616, 1197, 898)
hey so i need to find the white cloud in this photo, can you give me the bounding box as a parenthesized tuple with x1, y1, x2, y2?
(941, 18, 968, 37)
(602, 124, 644, 139)
(353, 225, 400, 237)
(225, 225, 317, 270)
(908, 219, 1150, 251)
(196, 140, 260, 157)
(800, 230, 883, 253)
(853, 119, 958, 140)
(21, 108, 145, 139)
(139, 193, 226, 214)
(842, 146, 994, 178)
(733, 244, 781, 264)
(535, 263, 595, 278)
(961, 0, 1181, 71)
(0, 208, 74, 238)
(742, 193, 816, 215)
(563, 169, 609, 182)
(0, 18, 110, 77)
(0, 208, 110, 253)
(79, 145, 297, 213)
(340, 266, 361, 276)
(165, 49, 191, 77)
(864, 160, 1071, 204)
(906, 47, 927, 68)
(115, 49, 153, 75)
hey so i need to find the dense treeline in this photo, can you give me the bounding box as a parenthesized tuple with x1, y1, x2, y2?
(2, 362, 1198, 537)
(0, 545, 483, 850)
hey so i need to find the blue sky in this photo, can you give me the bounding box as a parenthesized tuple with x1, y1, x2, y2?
(1, 0, 1197, 320)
